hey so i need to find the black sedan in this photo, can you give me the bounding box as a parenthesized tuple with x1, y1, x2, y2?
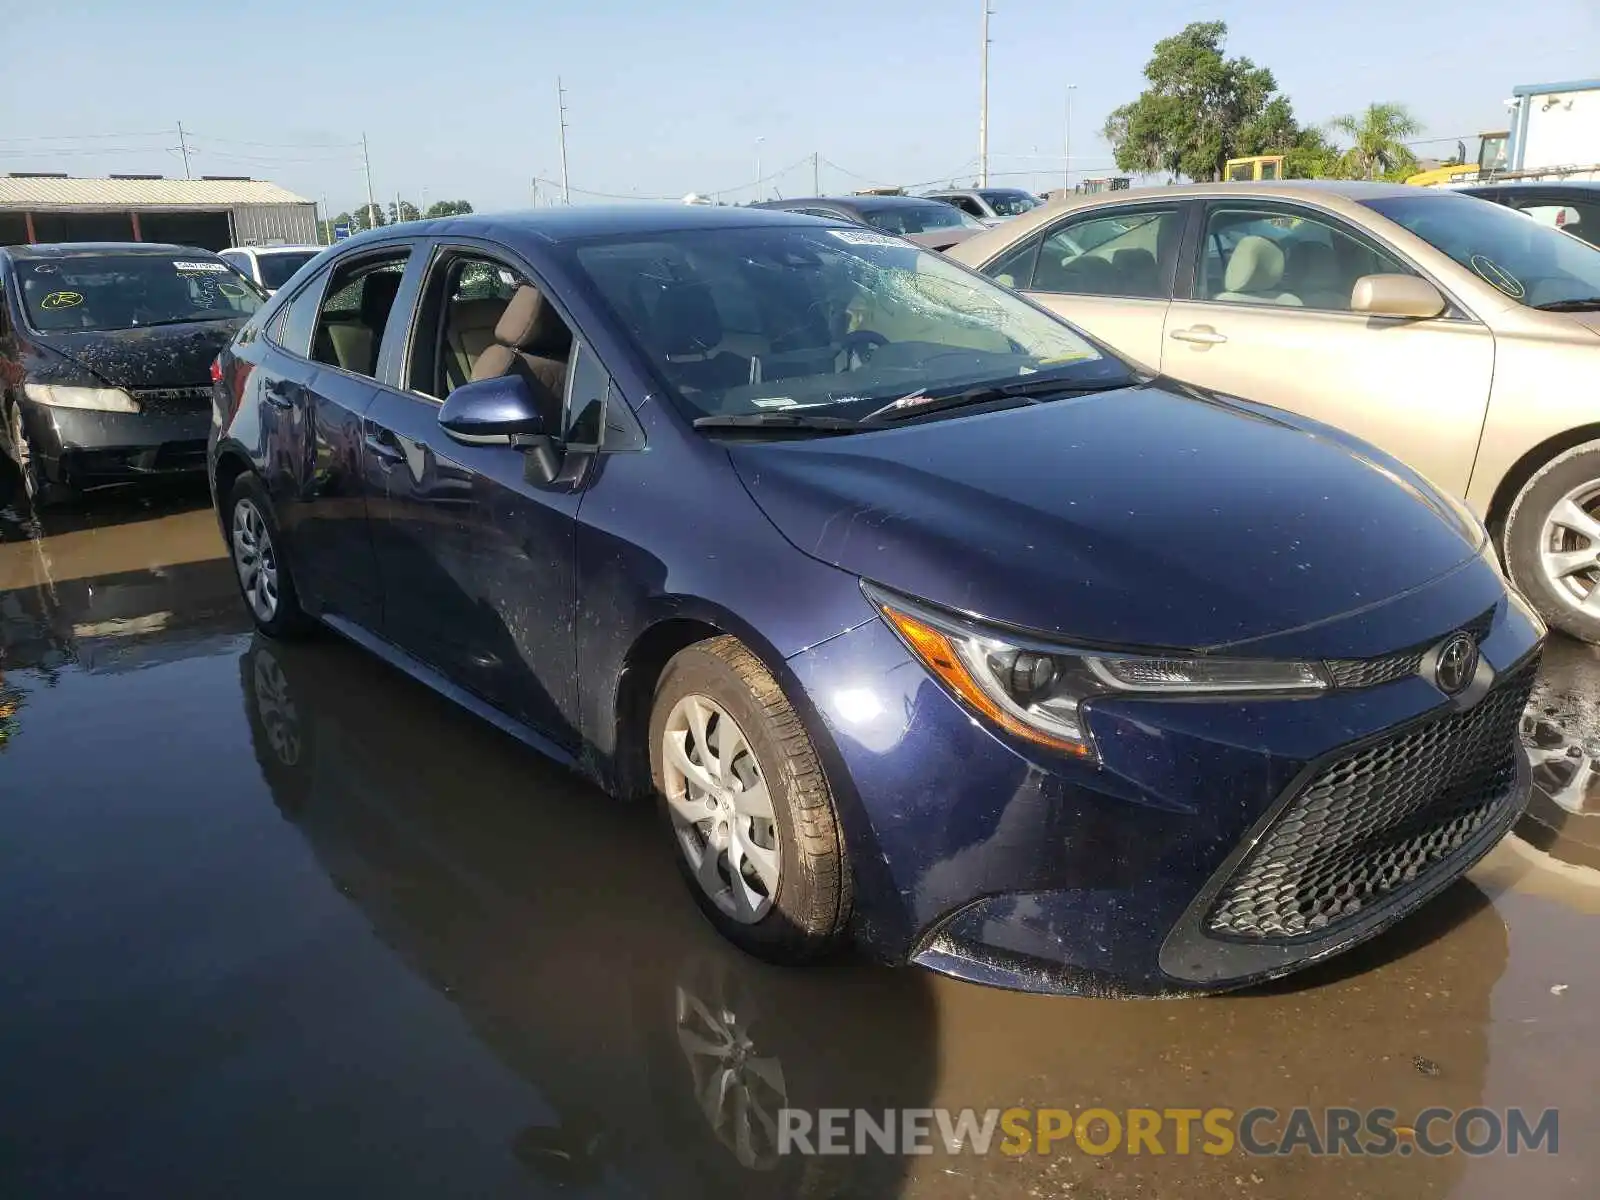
(0, 242, 264, 506)
(750, 194, 985, 250)
(1458, 181, 1600, 249)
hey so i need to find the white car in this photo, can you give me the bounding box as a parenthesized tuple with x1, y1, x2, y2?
(218, 245, 324, 295)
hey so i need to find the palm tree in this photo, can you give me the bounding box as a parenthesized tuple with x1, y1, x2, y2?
(1330, 103, 1423, 181)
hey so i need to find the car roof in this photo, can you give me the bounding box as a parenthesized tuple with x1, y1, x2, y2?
(1460, 180, 1600, 195)
(222, 244, 322, 255)
(756, 195, 950, 211)
(331, 203, 838, 253)
(2, 241, 219, 260)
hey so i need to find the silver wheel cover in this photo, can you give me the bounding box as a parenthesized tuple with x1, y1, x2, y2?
(231, 498, 281, 624)
(1537, 480, 1600, 616)
(661, 693, 781, 924)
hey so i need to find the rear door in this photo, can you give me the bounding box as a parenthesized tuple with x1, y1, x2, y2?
(360, 240, 584, 744)
(1160, 200, 1495, 494)
(989, 200, 1190, 368)
(255, 248, 413, 630)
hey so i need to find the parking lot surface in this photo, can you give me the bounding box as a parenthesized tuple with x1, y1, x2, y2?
(3, 489, 1597, 1199)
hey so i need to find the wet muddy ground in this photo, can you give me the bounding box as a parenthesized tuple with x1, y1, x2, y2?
(3, 488, 1597, 1199)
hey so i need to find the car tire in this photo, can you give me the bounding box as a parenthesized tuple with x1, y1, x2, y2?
(649, 636, 852, 963)
(2, 402, 58, 512)
(1502, 439, 1600, 644)
(225, 473, 314, 639)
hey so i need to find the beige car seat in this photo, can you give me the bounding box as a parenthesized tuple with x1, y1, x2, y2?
(1215, 236, 1302, 306)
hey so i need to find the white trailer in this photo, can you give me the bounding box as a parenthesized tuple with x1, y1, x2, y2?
(1506, 78, 1600, 182)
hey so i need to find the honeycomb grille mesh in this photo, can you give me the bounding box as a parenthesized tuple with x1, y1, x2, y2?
(131, 385, 212, 415)
(1207, 655, 1537, 940)
(1323, 609, 1495, 690)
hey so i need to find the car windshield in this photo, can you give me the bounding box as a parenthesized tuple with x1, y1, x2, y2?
(980, 190, 1042, 217)
(1364, 194, 1600, 308)
(573, 226, 1122, 422)
(256, 250, 319, 290)
(18, 253, 263, 333)
(859, 203, 985, 235)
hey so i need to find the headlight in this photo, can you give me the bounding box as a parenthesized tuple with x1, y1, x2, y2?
(24, 383, 141, 413)
(864, 584, 1328, 760)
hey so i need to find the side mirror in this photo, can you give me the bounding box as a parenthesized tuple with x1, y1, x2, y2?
(438, 375, 560, 484)
(1350, 274, 1447, 319)
(438, 375, 548, 445)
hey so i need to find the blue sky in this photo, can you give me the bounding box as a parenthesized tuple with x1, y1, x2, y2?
(2, 0, 1596, 213)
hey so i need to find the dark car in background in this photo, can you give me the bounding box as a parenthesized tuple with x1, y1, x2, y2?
(1457, 180, 1600, 249)
(208, 204, 1542, 996)
(751, 194, 985, 250)
(0, 242, 264, 506)
(923, 186, 1045, 225)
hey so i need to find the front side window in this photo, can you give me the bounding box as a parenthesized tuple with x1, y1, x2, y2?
(17, 253, 264, 333)
(1199, 207, 1410, 311)
(428, 255, 527, 395)
(1364, 194, 1600, 309)
(573, 225, 1120, 422)
(978, 189, 1042, 217)
(310, 253, 410, 379)
(1025, 207, 1180, 299)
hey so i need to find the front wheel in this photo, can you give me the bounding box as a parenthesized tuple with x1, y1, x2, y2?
(649, 636, 852, 962)
(1502, 440, 1600, 644)
(225, 473, 314, 639)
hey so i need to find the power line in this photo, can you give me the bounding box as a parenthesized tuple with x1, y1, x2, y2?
(0, 130, 171, 144)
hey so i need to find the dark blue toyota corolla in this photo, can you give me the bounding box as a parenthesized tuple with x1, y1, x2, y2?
(208, 205, 1544, 995)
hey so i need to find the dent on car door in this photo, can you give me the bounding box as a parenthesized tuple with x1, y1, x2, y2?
(1160, 203, 1494, 494)
(360, 246, 585, 745)
(257, 256, 391, 631)
(1000, 204, 1185, 367)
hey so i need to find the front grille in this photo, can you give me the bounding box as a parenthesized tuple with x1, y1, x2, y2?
(130, 385, 212, 415)
(1207, 654, 1537, 940)
(1323, 608, 1495, 690)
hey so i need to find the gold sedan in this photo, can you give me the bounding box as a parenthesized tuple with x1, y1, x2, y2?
(948, 181, 1600, 643)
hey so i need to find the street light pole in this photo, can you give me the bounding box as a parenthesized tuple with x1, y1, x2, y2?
(754, 136, 765, 201)
(978, 1, 992, 187)
(1064, 83, 1078, 192)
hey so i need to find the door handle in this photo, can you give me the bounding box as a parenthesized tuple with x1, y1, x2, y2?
(364, 431, 405, 464)
(1169, 325, 1228, 345)
(262, 380, 295, 409)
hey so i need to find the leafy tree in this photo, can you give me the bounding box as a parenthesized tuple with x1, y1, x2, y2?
(1285, 128, 1342, 179)
(1329, 103, 1423, 181)
(424, 199, 474, 218)
(1103, 22, 1291, 181)
(387, 199, 421, 224)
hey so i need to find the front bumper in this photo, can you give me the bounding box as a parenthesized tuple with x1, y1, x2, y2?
(786, 558, 1542, 996)
(19, 397, 210, 489)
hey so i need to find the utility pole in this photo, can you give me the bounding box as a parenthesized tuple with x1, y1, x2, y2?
(978, 1, 992, 187)
(754, 136, 765, 201)
(1064, 83, 1078, 192)
(177, 121, 192, 180)
(556, 78, 571, 205)
(361, 132, 378, 228)
(812, 151, 820, 195)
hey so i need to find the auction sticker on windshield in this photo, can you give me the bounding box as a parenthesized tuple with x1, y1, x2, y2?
(173, 260, 228, 273)
(828, 229, 905, 249)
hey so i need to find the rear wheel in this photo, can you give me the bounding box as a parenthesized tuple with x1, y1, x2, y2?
(226, 473, 313, 638)
(1503, 440, 1600, 644)
(649, 636, 852, 962)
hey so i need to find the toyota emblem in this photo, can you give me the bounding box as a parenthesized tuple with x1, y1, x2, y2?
(1432, 633, 1479, 695)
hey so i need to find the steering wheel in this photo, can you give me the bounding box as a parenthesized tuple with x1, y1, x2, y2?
(839, 329, 888, 371)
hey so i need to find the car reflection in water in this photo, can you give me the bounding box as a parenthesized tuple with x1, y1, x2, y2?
(237, 634, 938, 1197)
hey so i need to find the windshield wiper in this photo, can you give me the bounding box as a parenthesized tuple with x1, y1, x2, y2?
(861, 371, 1131, 424)
(692, 411, 862, 433)
(1533, 297, 1600, 312)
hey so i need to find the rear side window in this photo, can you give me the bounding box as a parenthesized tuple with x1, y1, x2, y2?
(1000, 206, 1182, 300)
(310, 253, 410, 379)
(273, 272, 328, 357)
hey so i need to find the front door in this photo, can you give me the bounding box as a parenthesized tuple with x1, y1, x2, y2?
(1001, 202, 1189, 369)
(1161, 201, 1495, 494)
(362, 246, 582, 744)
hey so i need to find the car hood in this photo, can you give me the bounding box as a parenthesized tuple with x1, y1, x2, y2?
(727, 381, 1484, 650)
(32, 321, 242, 389)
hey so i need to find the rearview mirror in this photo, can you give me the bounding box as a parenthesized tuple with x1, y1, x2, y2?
(438, 376, 548, 445)
(1350, 274, 1446, 319)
